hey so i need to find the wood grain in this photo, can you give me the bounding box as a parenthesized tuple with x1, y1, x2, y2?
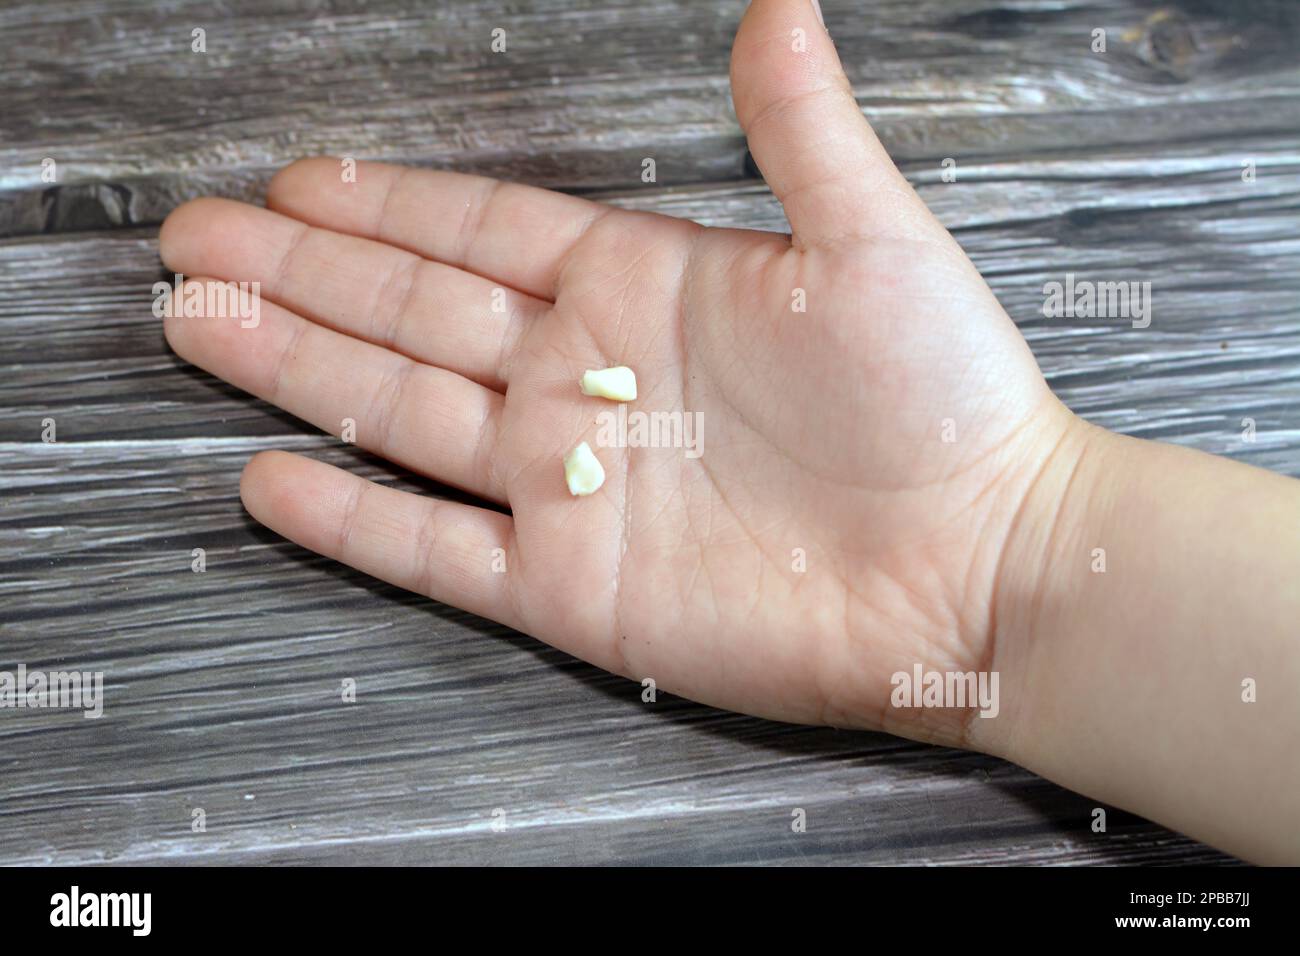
(4, 0, 1297, 865)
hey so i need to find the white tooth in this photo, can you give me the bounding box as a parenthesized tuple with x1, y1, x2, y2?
(580, 366, 637, 402)
(563, 441, 605, 496)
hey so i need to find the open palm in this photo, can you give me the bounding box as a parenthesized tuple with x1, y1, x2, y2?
(160, 0, 1073, 749)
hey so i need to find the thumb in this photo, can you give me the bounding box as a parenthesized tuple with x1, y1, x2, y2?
(730, 0, 940, 248)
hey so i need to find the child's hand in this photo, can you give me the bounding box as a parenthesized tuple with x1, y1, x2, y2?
(157, 0, 1300, 862)
(159, 0, 1070, 750)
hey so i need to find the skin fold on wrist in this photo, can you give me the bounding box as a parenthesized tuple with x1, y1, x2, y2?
(968, 407, 1106, 762)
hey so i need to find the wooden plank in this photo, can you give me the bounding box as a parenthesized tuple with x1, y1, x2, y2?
(0, 442, 1236, 865)
(4, 0, 1300, 234)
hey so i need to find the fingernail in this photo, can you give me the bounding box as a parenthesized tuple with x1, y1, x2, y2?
(810, 0, 825, 28)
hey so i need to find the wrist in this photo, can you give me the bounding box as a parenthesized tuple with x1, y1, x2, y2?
(975, 413, 1300, 862)
(968, 407, 1120, 762)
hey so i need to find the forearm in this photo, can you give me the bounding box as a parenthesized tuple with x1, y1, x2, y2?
(991, 416, 1300, 863)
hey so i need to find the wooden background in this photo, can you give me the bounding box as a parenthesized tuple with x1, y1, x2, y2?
(3, 0, 1297, 865)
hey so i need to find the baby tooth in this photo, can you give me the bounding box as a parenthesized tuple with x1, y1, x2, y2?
(580, 366, 637, 402)
(564, 441, 605, 496)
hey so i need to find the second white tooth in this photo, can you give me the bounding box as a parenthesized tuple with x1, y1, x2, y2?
(563, 441, 605, 496)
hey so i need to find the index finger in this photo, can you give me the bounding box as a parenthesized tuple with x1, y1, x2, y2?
(265, 158, 612, 302)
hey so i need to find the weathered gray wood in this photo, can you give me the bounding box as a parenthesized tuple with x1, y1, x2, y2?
(4, 0, 1298, 865)
(4, 0, 1300, 234)
(0, 441, 1240, 866)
